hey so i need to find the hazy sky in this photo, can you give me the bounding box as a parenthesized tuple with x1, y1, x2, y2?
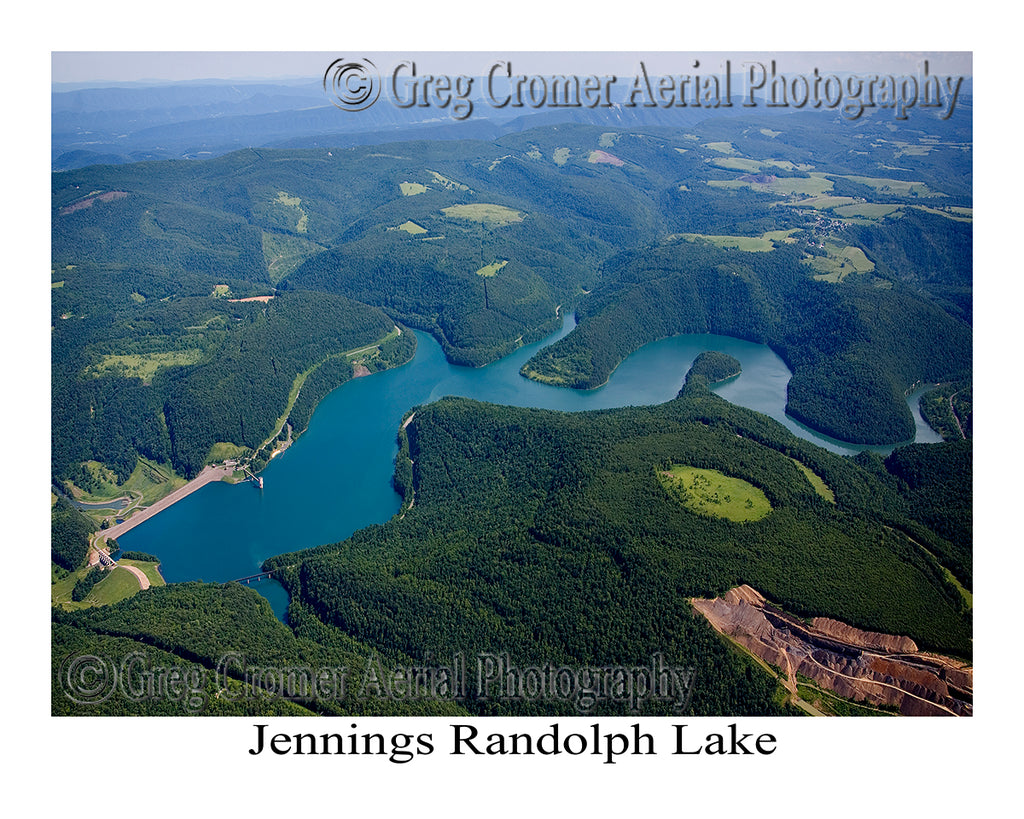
(52, 51, 972, 85)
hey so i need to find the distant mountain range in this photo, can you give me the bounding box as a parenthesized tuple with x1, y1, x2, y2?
(53, 77, 815, 170)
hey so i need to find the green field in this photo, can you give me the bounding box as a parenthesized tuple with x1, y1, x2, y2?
(657, 465, 772, 522)
(711, 157, 764, 173)
(911, 205, 973, 223)
(52, 559, 162, 610)
(275, 191, 309, 232)
(429, 171, 470, 191)
(399, 181, 427, 196)
(703, 141, 736, 154)
(394, 220, 427, 235)
(833, 203, 903, 220)
(552, 147, 571, 166)
(442, 203, 524, 226)
(710, 173, 833, 197)
(670, 229, 797, 253)
(805, 243, 876, 282)
(789, 458, 835, 503)
(119, 557, 166, 588)
(711, 157, 814, 174)
(87, 349, 204, 383)
(206, 441, 250, 464)
(782, 195, 858, 211)
(837, 175, 944, 198)
(475, 260, 508, 277)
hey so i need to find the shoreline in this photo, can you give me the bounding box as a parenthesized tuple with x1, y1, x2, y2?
(91, 328, 417, 547)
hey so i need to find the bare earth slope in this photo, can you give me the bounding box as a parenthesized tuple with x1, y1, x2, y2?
(692, 585, 972, 716)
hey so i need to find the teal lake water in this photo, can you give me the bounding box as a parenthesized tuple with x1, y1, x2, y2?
(118, 316, 940, 619)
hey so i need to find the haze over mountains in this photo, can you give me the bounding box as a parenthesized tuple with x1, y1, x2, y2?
(52, 76, 829, 170)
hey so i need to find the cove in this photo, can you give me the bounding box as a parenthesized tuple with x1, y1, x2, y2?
(117, 315, 939, 619)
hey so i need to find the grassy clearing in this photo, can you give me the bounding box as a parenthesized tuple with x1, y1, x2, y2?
(262, 232, 324, 284)
(942, 567, 973, 609)
(709, 173, 834, 197)
(115, 457, 187, 507)
(760, 128, 781, 138)
(211, 284, 233, 298)
(703, 141, 736, 154)
(275, 191, 308, 232)
(713, 157, 814, 174)
(910, 205, 973, 223)
(52, 565, 146, 609)
(119, 558, 166, 588)
(52, 280, 65, 288)
(553, 147, 571, 165)
(669, 229, 797, 252)
(788, 458, 835, 503)
(805, 243, 875, 282)
(711, 157, 764, 173)
(87, 350, 204, 384)
(837, 175, 944, 198)
(599, 132, 620, 148)
(676, 233, 775, 252)
(762, 229, 799, 243)
(442, 203, 524, 226)
(429, 171, 470, 191)
(51, 567, 86, 606)
(399, 182, 427, 196)
(781, 195, 858, 211)
(833, 203, 903, 220)
(67, 457, 187, 515)
(394, 220, 427, 235)
(206, 441, 250, 464)
(657, 465, 771, 522)
(476, 260, 508, 277)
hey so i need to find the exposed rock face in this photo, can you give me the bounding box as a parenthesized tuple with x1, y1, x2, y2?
(811, 617, 918, 653)
(691, 585, 972, 716)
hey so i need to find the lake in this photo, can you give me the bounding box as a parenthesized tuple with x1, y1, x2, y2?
(118, 316, 941, 619)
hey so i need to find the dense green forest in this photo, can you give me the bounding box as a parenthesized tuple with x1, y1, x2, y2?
(265, 385, 971, 666)
(51, 496, 94, 570)
(686, 351, 742, 385)
(521, 239, 971, 444)
(52, 110, 971, 716)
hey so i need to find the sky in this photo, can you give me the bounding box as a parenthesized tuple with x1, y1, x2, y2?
(52, 50, 973, 86)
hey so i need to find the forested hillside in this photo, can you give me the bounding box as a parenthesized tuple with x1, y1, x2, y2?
(266, 386, 971, 665)
(54, 111, 972, 495)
